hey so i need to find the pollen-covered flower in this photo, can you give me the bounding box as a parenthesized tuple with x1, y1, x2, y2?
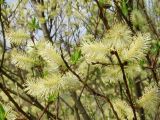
(25, 72, 81, 99)
(62, 72, 81, 90)
(113, 99, 137, 120)
(103, 23, 132, 50)
(6, 29, 30, 45)
(137, 85, 160, 116)
(131, 9, 146, 28)
(122, 33, 151, 62)
(37, 40, 65, 69)
(81, 41, 110, 63)
(11, 49, 34, 70)
(25, 74, 64, 98)
(101, 66, 122, 83)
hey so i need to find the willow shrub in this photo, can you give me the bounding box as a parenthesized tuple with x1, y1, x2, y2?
(0, 0, 160, 120)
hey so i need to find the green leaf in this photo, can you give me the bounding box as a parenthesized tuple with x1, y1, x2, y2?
(151, 47, 158, 54)
(139, 59, 145, 68)
(48, 94, 57, 102)
(99, 0, 107, 7)
(0, 104, 6, 120)
(121, 0, 128, 16)
(71, 49, 82, 64)
(28, 17, 40, 31)
(151, 41, 160, 54)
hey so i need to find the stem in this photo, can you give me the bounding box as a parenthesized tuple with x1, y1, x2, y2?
(74, 105, 81, 120)
(60, 47, 120, 120)
(113, 0, 135, 34)
(0, 3, 6, 68)
(30, 0, 53, 44)
(94, 0, 110, 30)
(56, 94, 60, 120)
(38, 102, 51, 120)
(139, 0, 159, 38)
(146, 55, 159, 85)
(112, 50, 137, 120)
(71, 92, 91, 120)
(135, 76, 145, 120)
(0, 83, 36, 120)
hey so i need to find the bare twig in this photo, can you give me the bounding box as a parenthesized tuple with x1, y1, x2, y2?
(38, 102, 52, 120)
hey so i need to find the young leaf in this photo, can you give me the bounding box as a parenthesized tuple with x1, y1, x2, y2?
(99, 0, 105, 5)
(0, 104, 6, 120)
(28, 17, 40, 31)
(48, 94, 57, 102)
(71, 49, 82, 64)
(121, 0, 128, 16)
(151, 41, 160, 54)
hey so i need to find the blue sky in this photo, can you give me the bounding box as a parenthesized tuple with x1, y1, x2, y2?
(6, 0, 17, 4)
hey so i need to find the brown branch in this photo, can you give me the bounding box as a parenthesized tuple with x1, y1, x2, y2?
(56, 94, 60, 120)
(146, 55, 159, 85)
(91, 62, 113, 66)
(74, 104, 81, 120)
(71, 92, 91, 120)
(113, 0, 135, 34)
(0, 68, 24, 89)
(138, 0, 160, 38)
(0, 3, 6, 68)
(134, 76, 145, 120)
(111, 50, 137, 120)
(5, 87, 34, 105)
(60, 46, 120, 120)
(94, 96, 105, 120)
(60, 97, 74, 112)
(94, 0, 110, 30)
(38, 102, 51, 120)
(78, 64, 90, 100)
(8, 0, 22, 19)
(0, 83, 36, 120)
(30, 0, 53, 44)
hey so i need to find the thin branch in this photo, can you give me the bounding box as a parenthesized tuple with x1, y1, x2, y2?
(0, 3, 6, 68)
(138, 0, 160, 38)
(78, 64, 90, 100)
(30, 0, 53, 44)
(94, 0, 110, 30)
(113, 0, 135, 34)
(111, 50, 137, 120)
(94, 96, 106, 120)
(56, 94, 60, 120)
(71, 92, 91, 120)
(60, 46, 120, 120)
(0, 83, 36, 120)
(38, 102, 51, 120)
(146, 55, 159, 85)
(74, 104, 80, 120)
(134, 76, 145, 120)
(60, 97, 74, 112)
(8, 0, 23, 19)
